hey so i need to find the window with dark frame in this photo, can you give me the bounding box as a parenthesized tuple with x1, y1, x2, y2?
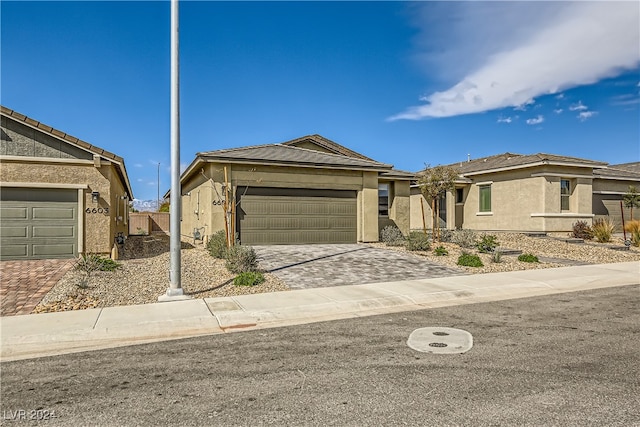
(560, 179, 571, 211)
(456, 188, 464, 204)
(479, 185, 491, 212)
(378, 183, 389, 216)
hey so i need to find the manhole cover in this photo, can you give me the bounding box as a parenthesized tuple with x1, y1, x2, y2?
(407, 327, 473, 354)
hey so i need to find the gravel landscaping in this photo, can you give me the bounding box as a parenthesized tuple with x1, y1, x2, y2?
(33, 231, 640, 314)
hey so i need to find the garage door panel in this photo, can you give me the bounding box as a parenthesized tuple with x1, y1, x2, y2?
(1, 226, 29, 238)
(239, 188, 357, 245)
(1, 207, 28, 219)
(32, 226, 76, 238)
(33, 243, 76, 257)
(32, 206, 76, 220)
(0, 244, 28, 257)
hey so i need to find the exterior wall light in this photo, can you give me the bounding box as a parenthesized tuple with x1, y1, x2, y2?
(91, 191, 100, 203)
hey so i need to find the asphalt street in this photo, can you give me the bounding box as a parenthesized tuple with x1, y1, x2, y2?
(1, 285, 639, 426)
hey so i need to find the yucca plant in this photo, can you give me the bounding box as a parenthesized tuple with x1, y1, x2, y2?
(592, 218, 615, 243)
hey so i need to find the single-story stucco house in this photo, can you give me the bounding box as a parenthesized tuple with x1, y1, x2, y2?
(174, 134, 413, 245)
(410, 152, 640, 233)
(0, 106, 134, 260)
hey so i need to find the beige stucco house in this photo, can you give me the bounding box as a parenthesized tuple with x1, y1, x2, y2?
(0, 106, 134, 260)
(411, 153, 640, 233)
(174, 135, 413, 245)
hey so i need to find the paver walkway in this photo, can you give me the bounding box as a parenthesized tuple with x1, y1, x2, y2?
(0, 259, 74, 317)
(254, 244, 465, 289)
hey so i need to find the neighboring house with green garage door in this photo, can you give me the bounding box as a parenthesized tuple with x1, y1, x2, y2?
(173, 135, 413, 245)
(0, 106, 134, 260)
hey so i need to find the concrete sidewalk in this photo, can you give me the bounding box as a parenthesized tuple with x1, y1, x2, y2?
(1, 261, 638, 362)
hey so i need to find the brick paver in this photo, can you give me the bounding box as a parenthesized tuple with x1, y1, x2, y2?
(254, 244, 466, 289)
(0, 259, 75, 316)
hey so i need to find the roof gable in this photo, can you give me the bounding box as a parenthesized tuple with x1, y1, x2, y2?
(280, 134, 375, 161)
(1, 105, 133, 197)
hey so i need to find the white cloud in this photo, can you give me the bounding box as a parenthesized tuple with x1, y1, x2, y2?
(569, 101, 588, 111)
(555, 94, 565, 100)
(611, 94, 640, 107)
(526, 115, 544, 125)
(554, 109, 564, 114)
(134, 163, 143, 168)
(390, 2, 640, 120)
(577, 111, 598, 122)
(497, 116, 512, 124)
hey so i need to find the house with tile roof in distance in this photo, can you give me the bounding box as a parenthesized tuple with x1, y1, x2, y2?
(0, 106, 134, 260)
(173, 134, 414, 245)
(410, 153, 640, 233)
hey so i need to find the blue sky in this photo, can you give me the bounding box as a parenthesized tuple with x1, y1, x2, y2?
(2, 1, 639, 201)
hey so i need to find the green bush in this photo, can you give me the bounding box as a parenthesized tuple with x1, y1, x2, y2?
(225, 245, 259, 274)
(518, 253, 539, 263)
(207, 230, 228, 259)
(476, 234, 499, 253)
(592, 218, 614, 243)
(233, 272, 265, 287)
(405, 232, 431, 251)
(457, 252, 484, 267)
(572, 220, 593, 240)
(75, 253, 120, 273)
(433, 246, 448, 256)
(380, 225, 404, 246)
(451, 229, 477, 248)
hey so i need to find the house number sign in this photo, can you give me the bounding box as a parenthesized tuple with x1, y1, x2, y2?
(85, 207, 110, 214)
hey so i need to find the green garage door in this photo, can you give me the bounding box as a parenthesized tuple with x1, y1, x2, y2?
(238, 187, 357, 245)
(1, 188, 78, 260)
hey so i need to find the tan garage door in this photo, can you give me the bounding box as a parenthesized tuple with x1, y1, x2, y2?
(238, 187, 357, 245)
(1, 188, 78, 260)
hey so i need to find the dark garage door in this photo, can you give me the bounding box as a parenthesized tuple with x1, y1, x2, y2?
(238, 187, 357, 245)
(0, 188, 78, 260)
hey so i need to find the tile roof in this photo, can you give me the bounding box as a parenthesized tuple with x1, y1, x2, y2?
(1, 105, 133, 197)
(440, 152, 608, 175)
(280, 134, 375, 161)
(198, 143, 392, 170)
(594, 162, 640, 180)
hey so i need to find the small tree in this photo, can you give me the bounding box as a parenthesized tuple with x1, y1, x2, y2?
(158, 199, 170, 213)
(417, 165, 459, 242)
(623, 185, 640, 220)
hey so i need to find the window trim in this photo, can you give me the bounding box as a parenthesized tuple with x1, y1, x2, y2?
(478, 184, 492, 213)
(560, 179, 571, 211)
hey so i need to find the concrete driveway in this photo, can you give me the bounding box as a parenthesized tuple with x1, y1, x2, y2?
(254, 244, 465, 289)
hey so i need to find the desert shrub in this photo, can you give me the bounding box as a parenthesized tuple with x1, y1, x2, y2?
(518, 253, 539, 263)
(433, 246, 448, 256)
(476, 234, 499, 253)
(75, 253, 120, 273)
(457, 252, 483, 267)
(225, 245, 259, 274)
(75, 253, 119, 289)
(207, 230, 228, 259)
(624, 220, 640, 247)
(405, 232, 431, 251)
(438, 229, 454, 243)
(381, 225, 405, 246)
(451, 229, 477, 248)
(491, 251, 502, 263)
(233, 272, 265, 287)
(592, 218, 615, 243)
(572, 220, 593, 240)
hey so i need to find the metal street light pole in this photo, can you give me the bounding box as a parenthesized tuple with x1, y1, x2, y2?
(160, 0, 188, 301)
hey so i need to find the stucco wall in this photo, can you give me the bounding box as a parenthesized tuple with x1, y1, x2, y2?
(1, 159, 124, 254)
(179, 162, 393, 243)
